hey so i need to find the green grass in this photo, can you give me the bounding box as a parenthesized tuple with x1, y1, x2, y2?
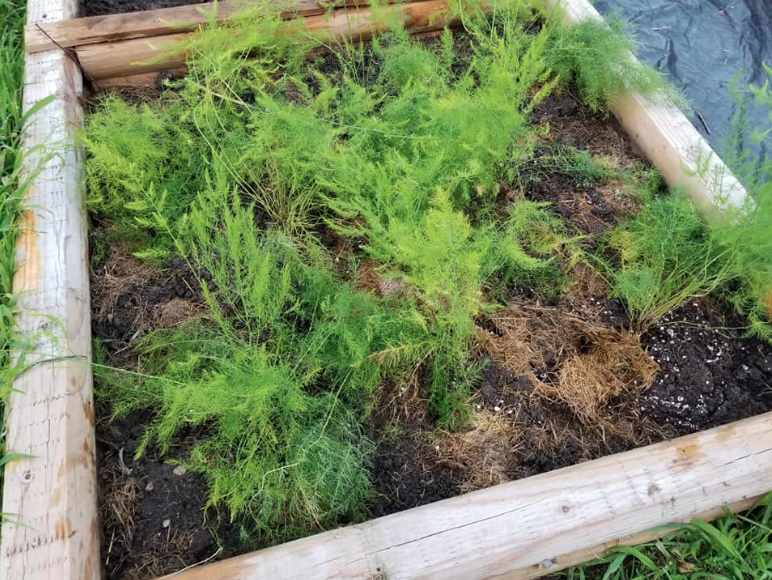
(0, 0, 28, 515)
(82, 0, 772, 548)
(566, 494, 772, 579)
(598, 189, 744, 329)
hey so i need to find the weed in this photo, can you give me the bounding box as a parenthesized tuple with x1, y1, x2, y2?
(514, 144, 616, 190)
(566, 493, 772, 579)
(0, 0, 30, 517)
(600, 190, 743, 328)
(486, 199, 571, 300)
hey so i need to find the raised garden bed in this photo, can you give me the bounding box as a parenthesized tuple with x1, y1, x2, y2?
(4, 1, 772, 580)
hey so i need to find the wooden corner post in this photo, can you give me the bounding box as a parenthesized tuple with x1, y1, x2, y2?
(0, 0, 99, 576)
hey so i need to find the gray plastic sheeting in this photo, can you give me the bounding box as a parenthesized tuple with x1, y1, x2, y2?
(595, 0, 772, 160)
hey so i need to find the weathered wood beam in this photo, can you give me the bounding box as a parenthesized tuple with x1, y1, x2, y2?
(159, 413, 772, 580)
(75, 0, 456, 80)
(25, 0, 422, 54)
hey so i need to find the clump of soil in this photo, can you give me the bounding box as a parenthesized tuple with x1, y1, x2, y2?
(526, 93, 646, 234)
(367, 382, 464, 517)
(640, 299, 772, 434)
(98, 413, 237, 580)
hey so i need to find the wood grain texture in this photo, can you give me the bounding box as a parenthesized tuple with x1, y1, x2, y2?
(0, 0, 97, 577)
(75, 0, 456, 80)
(25, 0, 422, 54)
(161, 414, 772, 580)
(90, 28, 448, 91)
(542, 0, 747, 211)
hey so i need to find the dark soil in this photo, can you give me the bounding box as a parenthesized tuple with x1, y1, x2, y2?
(82, 0, 205, 17)
(640, 299, 772, 434)
(367, 383, 463, 517)
(534, 93, 640, 160)
(526, 93, 647, 235)
(97, 413, 240, 580)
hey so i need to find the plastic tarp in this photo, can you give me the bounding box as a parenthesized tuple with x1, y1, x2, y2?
(596, 0, 772, 160)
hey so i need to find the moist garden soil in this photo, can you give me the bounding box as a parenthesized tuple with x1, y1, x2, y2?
(89, 85, 772, 579)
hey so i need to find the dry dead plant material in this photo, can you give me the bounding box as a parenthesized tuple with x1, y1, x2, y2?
(123, 528, 197, 580)
(154, 298, 205, 328)
(92, 242, 155, 320)
(595, 179, 642, 218)
(559, 260, 610, 318)
(478, 304, 658, 427)
(435, 411, 520, 491)
(549, 326, 657, 423)
(100, 465, 139, 569)
(476, 305, 568, 378)
(356, 259, 408, 298)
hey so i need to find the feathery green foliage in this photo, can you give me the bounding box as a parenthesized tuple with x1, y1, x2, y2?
(709, 65, 772, 341)
(602, 190, 742, 328)
(599, 65, 772, 335)
(541, 14, 675, 114)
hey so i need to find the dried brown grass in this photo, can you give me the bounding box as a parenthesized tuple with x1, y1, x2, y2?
(100, 465, 139, 572)
(356, 258, 408, 298)
(122, 528, 198, 580)
(478, 304, 657, 426)
(435, 411, 520, 491)
(550, 328, 657, 423)
(154, 298, 205, 328)
(91, 242, 155, 322)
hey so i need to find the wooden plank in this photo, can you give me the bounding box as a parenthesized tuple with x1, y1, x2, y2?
(90, 27, 449, 92)
(504, 497, 759, 580)
(542, 0, 747, 212)
(93, 66, 188, 91)
(25, 0, 422, 54)
(159, 413, 772, 580)
(75, 0, 456, 80)
(0, 0, 97, 579)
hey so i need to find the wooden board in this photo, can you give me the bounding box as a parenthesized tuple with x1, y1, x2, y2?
(160, 413, 772, 580)
(92, 28, 448, 91)
(542, 0, 747, 212)
(0, 0, 98, 578)
(75, 0, 456, 80)
(24, 0, 423, 54)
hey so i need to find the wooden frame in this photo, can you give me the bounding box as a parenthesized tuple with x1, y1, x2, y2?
(24, 0, 424, 53)
(76, 0, 457, 80)
(5, 0, 767, 579)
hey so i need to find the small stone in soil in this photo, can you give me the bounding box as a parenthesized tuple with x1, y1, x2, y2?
(162, 519, 171, 528)
(145, 481, 154, 492)
(173, 466, 187, 476)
